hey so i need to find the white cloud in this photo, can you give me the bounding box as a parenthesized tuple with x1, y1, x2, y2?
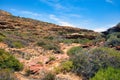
(69, 14, 82, 18)
(10, 8, 16, 11)
(106, 0, 114, 4)
(39, 0, 65, 10)
(21, 11, 41, 17)
(10, 9, 41, 17)
(49, 14, 75, 26)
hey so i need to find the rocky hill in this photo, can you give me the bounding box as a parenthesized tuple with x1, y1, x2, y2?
(0, 10, 100, 80)
(0, 10, 120, 80)
(102, 23, 120, 50)
(103, 23, 120, 35)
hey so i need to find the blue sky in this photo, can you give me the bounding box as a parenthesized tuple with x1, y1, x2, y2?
(0, 0, 120, 32)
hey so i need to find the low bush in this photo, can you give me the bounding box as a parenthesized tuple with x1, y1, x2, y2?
(0, 33, 6, 42)
(44, 36, 54, 40)
(12, 41, 24, 48)
(60, 38, 92, 44)
(68, 47, 120, 79)
(0, 49, 23, 71)
(67, 46, 82, 56)
(49, 56, 56, 61)
(5, 39, 25, 48)
(54, 61, 73, 74)
(42, 72, 55, 80)
(0, 69, 18, 80)
(37, 40, 46, 46)
(91, 67, 120, 80)
(37, 40, 63, 53)
(105, 32, 120, 47)
(60, 61, 73, 73)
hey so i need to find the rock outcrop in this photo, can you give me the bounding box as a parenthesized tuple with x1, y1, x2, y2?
(103, 23, 120, 35)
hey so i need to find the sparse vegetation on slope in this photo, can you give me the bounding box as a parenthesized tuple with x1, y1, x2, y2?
(0, 10, 120, 80)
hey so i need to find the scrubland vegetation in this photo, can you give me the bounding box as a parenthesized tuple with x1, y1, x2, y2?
(67, 47, 120, 80)
(0, 10, 120, 80)
(0, 49, 23, 80)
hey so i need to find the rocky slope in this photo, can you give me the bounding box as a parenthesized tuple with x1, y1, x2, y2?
(0, 10, 110, 80)
(0, 10, 101, 80)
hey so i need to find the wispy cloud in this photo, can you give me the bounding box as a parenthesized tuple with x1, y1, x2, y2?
(39, 0, 84, 12)
(10, 8, 75, 27)
(49, 14, 75, 26)
(106, 0, 114, 4)
(21, 11, 41, 17)
(39, 0, 65, 10)
(10, 9, 41, 17)
(9, 8, 114, 32)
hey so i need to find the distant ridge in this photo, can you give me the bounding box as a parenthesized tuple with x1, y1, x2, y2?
(0, 10, 12, 16)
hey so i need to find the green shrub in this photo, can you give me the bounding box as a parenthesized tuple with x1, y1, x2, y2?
(0, 69, 18, 80)
(37, 41, 46, 46)
(12, 41, 24, 48)
(0, 49, 23, 71)
(105, 32, 120, 47)
(49, 56, 56, 61)
(73, 38, 92, 44)
(91, 67, 120, 80)
(58, 31, 67, 35)
(60, 38, 92, 44)
(60, 39, 74, 44)
(69, 47, 120, 79)
(37, 40, 62, 53)
(44, 36, 54, 40)
(54, 61, 73, 74)
(67, 46, 82, 56)
(42, 72, 55, 80)
(5, 39, 25, 48)
(0, 33, 6, 42)
(61, 61, 73, 73)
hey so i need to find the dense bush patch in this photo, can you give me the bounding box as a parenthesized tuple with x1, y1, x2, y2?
(67, 47, 120, 80)
(0, 49, 23, 71)
(90, 67, 120, 80)
(105, 32, 120, 47)
(54, 61, 73, 74)
(67, 46, 83, 56)
(12, 41, 24, 48)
